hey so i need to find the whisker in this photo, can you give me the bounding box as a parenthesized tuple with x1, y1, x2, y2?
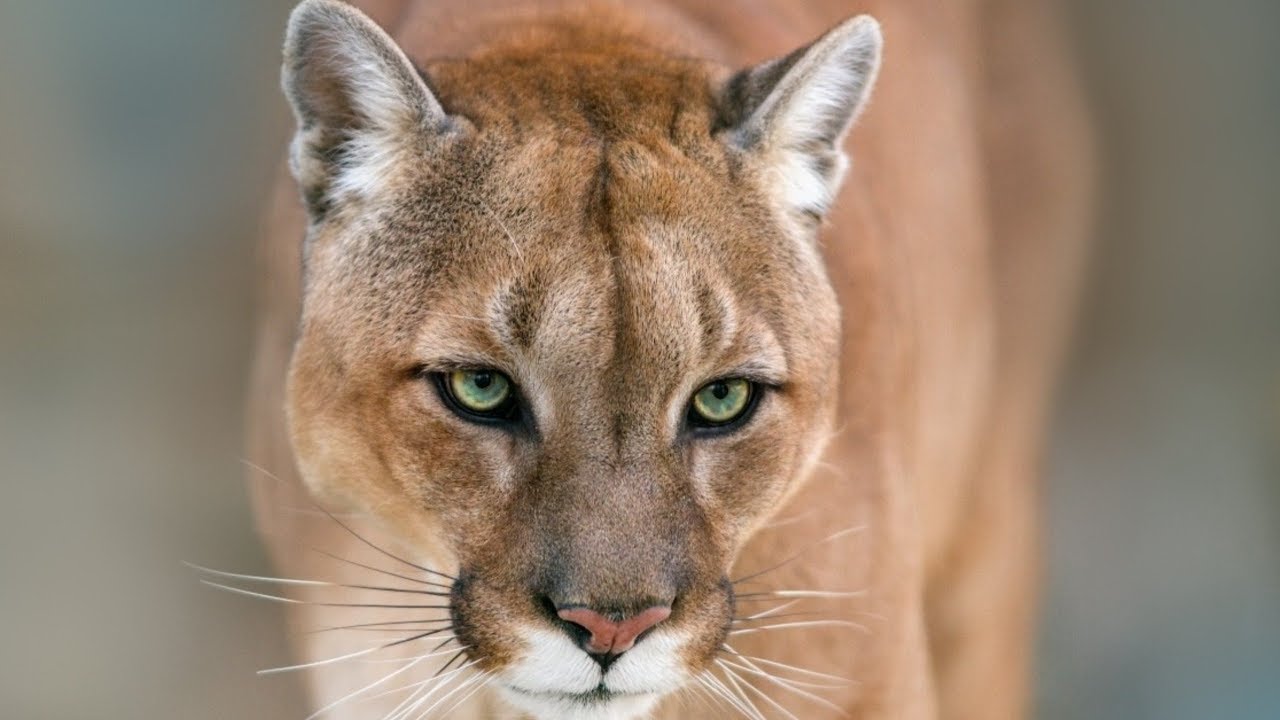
(734, 590, 867, 601)
(429, 635, 459, 654)
(720, 654, 848, 715)
(313, 505, 457, 583)
(188, 563, 451, 597)
(377, 659, 477, 720)
(438, 671, 493, 718)
(410, 671, 486, 720)
(734, 600, 800, 622)
(713, 663, 769, 720)
(241, 459, 456, 582)
(757, 508, 823, 532)
(701, 671, 762, 720)
(201, 580, 451, 610)
(719, 658, 844, 690)
(353, 645, 464, 665)
(380, 627, 457, 651)
(306, 618, 453, 635)
(732, 611, 825, 625)
(309, 548, 453, 590)
(260, 628, 455, 676)
(722, 644, 851, 685)
(729, 619, 866, 637)
(433, 649, 468, 678)
(319, 626, 453, 634)
(732, 525, 866, 586)
(185, 562, 330, 587)
(259, 644, 386, 675)
(304, 652, 432, 720)
(370, 658, 476, 702)
(718, 659, 802, 720)
(681, 676, 721, 716)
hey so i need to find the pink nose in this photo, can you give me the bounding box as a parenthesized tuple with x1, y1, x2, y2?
(556, 605, 672, 655)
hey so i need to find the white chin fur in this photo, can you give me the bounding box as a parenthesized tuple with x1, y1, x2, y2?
(497, 628, 692, 719)
(497, 687, 660, 720)
(503, 628, 602, 694)
(603, 630, 691, 696)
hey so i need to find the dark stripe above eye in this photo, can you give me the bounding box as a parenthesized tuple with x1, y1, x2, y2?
(495, 270, 548, 349)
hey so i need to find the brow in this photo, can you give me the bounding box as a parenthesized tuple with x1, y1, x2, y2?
(493, 271, 549, 351)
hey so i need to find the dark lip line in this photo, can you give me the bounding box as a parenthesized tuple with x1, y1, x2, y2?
(503, 684, 654, 703)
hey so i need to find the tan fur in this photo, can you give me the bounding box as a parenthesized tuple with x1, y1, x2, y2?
(245, 0, 1092, 718)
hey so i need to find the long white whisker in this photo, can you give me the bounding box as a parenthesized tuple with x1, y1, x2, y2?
(380, 659, 476, 720)
(732, 525, 867, 585)
(260, 630, 453, 676)
(201, 580, 449, 610)
(683, 676, 721, 716)
(723, 645, 850, 685)
(373, 659, 477, 703)
(259, 644, 386, 675)
(354, 646, 462, 665)
(751, 590, 868, 600)
(738, 600, 800, 621)
(718, 659, 802, 720)
(700, 671, 760, 720)
(185, 562, 332, 587)
(438, 671, 492, 717)
(713, 663, 769, 720)
(188, 563, 449, 597)
(722, 653, 849, 715)
(720, 658, 843, 690)
(306, 653, 430, 720)
(409, 671, 485, 720)
(729, 619, 865, 637)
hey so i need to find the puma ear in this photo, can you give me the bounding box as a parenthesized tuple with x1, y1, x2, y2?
(719, 16, 882, 224)
(282, 0, 453, 218)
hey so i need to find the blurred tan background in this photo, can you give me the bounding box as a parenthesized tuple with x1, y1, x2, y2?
(1, 0, 1276, 718)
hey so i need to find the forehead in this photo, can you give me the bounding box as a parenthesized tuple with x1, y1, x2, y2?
(312, 50, 818, 378)
(398, 137, 796, 380)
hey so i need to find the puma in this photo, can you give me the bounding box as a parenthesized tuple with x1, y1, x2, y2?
(229, 0, 1092, 717)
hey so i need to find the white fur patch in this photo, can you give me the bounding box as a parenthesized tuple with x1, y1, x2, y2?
(497, 688, 660, 720)
(738, 16, 882, 221)
(284, 0, 450, 206)
(497, 627, 690, 720)
(603, 629, 691, 695)
(502, 628, 602, 695)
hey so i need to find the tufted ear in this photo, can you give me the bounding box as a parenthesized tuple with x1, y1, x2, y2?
(282, 0, 453, 219)
(718, 16, 882, 225)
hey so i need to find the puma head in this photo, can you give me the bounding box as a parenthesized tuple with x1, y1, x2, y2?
(280, 1, 880, 716)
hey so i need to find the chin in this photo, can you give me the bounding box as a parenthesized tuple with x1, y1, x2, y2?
(496, 686, 662, 720)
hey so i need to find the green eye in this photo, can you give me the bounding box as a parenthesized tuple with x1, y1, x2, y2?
(690, 378, 754, 427)
(446, 369, 512, 414)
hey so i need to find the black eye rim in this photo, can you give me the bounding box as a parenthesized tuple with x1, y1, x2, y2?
(685, 378, 764, 435)
(430, 369, 524, 426)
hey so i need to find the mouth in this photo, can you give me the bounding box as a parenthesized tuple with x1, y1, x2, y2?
(498, 683, 662, 719)
(504, 683, 651, 703)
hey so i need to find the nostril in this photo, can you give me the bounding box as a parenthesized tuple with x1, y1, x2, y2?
(556, 605, 672, 656)
(610, 605, 671, 653)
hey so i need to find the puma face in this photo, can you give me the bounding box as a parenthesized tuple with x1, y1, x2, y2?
(280, 1, 880, 717)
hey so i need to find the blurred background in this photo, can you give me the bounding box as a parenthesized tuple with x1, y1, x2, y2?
(0, 0, 1275, 718)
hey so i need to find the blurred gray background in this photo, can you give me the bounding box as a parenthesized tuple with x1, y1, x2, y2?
(1, 0, 1276, 718)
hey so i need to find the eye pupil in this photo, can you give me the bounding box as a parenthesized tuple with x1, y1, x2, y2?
(473, 372, 492, 389)
(712, 382, 729, 400)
